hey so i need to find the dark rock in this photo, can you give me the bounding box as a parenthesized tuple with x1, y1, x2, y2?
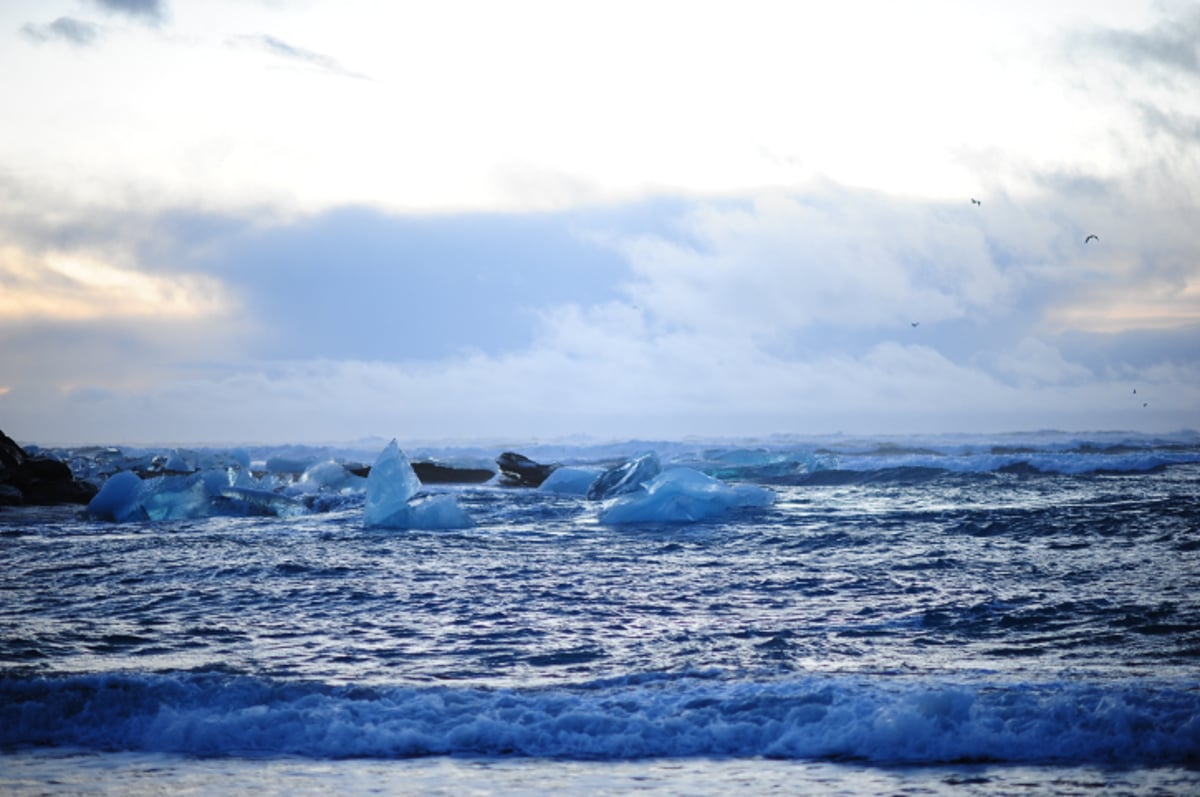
(496, 452, 558, 488)
(0, 428, 99, 506)
(411, 461, 496, 484)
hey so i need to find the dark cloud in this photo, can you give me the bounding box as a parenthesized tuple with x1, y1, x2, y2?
(190, 206, 634, 361)
(20, 17, 100, 47)
(1073, 8, 1200, 80)
(1137, 103, 1200, 144)
(1055, 324, 1200, 373)
(230, 34, 369, 80)
(84, 0, 165, 24)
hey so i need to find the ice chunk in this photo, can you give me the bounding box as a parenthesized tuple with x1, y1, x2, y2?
(86, 470, 147, 522)
(88, 472, 209, 521)
(218, 487, 306, 518)
(139, 474, 210, 521)
(599, 467, 775, 525)
(587, 452, 661, 500)
(406, 494, 473, 529)
(364, 440, 471, 529)
(88, 463, 307, 522)
(295, 460, 365, 493)
(162, 450, 196, 473)
(539, 466, 605, 495)
(263, 455, 318, 478)
(364, 441, 421, 527)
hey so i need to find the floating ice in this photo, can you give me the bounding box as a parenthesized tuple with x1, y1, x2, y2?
(407, 494, 473, 529)
(87, 461, 307, 522)
(364, 440, 472, 529)
(538, 466, 604, 495)
(218, 487, 306, 518)
(139, 474, 210, 520)
(292, 460, 366, 494)
(587, 452, 661, 500)
(599, 467, 775, 524)
(85, 470, 146, 522)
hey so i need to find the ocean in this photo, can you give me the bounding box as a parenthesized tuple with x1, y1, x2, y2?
(2, 430, 1198, 795)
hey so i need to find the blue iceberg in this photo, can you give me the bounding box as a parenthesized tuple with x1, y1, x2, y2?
(599, 467, 775, 525)
(364, 440, 472, 529)
(587, 452, 661, 499)
(86, 467, 305, 521)
(538, 466, 605, 495)
(85, 470, 147, 522)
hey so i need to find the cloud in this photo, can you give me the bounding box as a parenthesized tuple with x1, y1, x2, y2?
(228, 34, 369, 79)
(1137, 103, 1200, 145)
(2, 164, 1197, 445)
(84, 0, 165, 25)
(1074, 7, 1200, 80)
(174, 205, 636, 361)
(0, 245, 234, 323)
(20, 17, 101, 47)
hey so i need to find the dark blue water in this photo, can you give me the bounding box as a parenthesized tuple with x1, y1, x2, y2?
(2, 432, 1199, 794)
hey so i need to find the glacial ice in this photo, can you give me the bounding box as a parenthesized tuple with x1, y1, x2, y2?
(294, 460, 366, 494)
(85, 470, 146, 522)
(364, 440, 472, 529)
(538, 466, 605, 495)
(598, 467, 775, 524)
(587, 452, 661, 500)
(87, 459, 306, 522)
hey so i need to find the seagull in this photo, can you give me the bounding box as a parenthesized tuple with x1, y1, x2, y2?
(1085, 234, 1099, 243)
(970, 198, 981, 206)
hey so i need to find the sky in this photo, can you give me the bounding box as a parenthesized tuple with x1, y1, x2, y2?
(1, 0, 1198, 446)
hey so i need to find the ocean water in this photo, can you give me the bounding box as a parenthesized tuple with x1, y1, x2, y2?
(2, 431, 1199, 795)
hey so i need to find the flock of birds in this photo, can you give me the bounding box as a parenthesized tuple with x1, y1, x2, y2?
(969, 197, 1098, 244)
(909, 198, 1136, 405)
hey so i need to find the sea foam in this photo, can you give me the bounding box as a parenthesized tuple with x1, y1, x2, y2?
(2, 672, 1196, 765)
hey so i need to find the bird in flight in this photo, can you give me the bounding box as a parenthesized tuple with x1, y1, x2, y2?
(911, 321, 920, 327)
(970, 198, 981, 206)
(1085, 234, 1099, 243)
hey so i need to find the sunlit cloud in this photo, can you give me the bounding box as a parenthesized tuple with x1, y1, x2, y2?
(0, 246, 235, 322)
(1047, 280, 1200, 333)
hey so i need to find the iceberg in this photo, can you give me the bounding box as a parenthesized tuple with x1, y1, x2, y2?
(587, 452, 661, 500)
(538, 466, 605, 495)
(217, 487, 306, 518)
(364, 440, 472, 529)
(85, 470, 147, 522)
(292, 460, 366, 494)
(599, 467, 775, 525)
(87, 461, 310, 522)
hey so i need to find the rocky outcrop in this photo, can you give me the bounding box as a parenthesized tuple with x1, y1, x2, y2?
(0, 429, 98, 506)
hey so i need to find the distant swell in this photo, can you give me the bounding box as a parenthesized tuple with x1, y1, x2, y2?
(3, 672, 1197, 765)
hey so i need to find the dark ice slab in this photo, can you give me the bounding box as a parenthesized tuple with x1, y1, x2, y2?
(496, 452, 558, 488)
(411, 461, 495, 484)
